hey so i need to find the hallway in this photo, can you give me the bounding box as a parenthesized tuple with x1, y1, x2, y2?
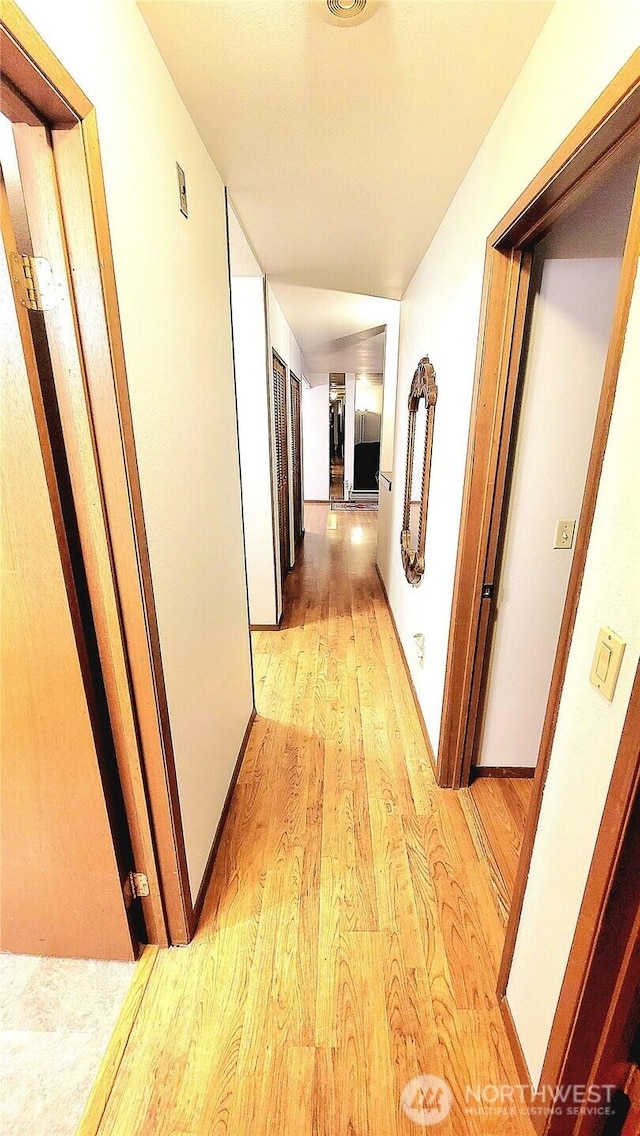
(91, 506, 533, 1136)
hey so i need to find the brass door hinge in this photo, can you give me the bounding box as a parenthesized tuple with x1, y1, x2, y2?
(125, 871, 150, 901)
(10, 253, 56, 311)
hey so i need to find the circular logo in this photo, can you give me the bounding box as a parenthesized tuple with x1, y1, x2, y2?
(401, 1075, 453, 1127)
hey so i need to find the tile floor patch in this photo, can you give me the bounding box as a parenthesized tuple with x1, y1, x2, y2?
(0, 953, 136, 1136)
(4, 956, 135, 1033)
(0, 1029, 105, 1136)
(0, 954, 40, 1024)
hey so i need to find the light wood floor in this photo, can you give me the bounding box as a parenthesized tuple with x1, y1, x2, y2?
(468, 779, 532, 917)
(93, 505, 534, 1136)
(330, 457, 344, 499)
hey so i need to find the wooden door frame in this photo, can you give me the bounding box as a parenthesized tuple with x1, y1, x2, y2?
(272, 347, 291, 584)
(544, 664, 640, 1136)
(0, 0, 194, 944)
(434, 47, 640, 1124)
(508, 665, 639, 1136)
(438, 51, 640, 791)
(1, 171, 141, 958)
(289, 370, 304, 550)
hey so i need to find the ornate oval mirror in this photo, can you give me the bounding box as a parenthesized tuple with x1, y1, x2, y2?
(401, 356, 438, 586)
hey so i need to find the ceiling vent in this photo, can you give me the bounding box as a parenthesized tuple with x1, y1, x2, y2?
(319, 0, 379, 27)
(327, 0, 367, 17)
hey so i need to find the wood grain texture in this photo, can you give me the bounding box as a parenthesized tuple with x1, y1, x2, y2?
(543, 664, 640, 1136)
(273, 351, 290, 584)
(0, 172, 134, 959)
(92, 507, 534, 1135)
(76, 947, 160, 1136)
(1, 0, 193, 944)
(290, 372, 304, 548)
(466, 778, 532, 905)
(78, 110, 192, 945)
(0, 1, 91, 124)
(38, 120, 166, 945)
(438, 244, 528, 788)
(491, 49, 640, 248)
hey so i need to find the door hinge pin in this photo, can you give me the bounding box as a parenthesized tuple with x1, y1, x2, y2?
(482, 583, 494, 599)
(126, 871, 150, 900)
(10, 252, 56, 311)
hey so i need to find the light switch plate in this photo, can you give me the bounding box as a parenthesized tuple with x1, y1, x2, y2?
(554, 519, 576, 549)
(589, 626, 625, 701)
(177, 162, 188, 218)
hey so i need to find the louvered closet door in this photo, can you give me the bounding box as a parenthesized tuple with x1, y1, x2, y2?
(290, 374, 303, 548)
(272, 352, 290, 584)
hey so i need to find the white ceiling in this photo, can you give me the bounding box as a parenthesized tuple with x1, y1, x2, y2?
(270, 281, 399, 376)
(229, 198, 400, 377)
(139, 0, 552, 364)
(304, 327, 386, 378)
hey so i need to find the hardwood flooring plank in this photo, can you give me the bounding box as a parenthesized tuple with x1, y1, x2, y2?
(468, 777, 533, 902)
(93, 505, 534, 1136)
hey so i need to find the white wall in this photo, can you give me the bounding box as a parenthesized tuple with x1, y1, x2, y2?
(267, 284, 303, 381)
(507, 261, 640, 1085)
(478, 225, 624, 769)
(377, 470, 395, 592)
(380, 317, 400, 472)
(303, 377, 330, 501)
(377, 0, 640, 1081)
(231, 275, 278, 627)
(19, 0, 254, 902)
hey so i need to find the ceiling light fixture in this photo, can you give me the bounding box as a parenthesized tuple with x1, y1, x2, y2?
(327, 0, 366, 17)
(319, 0, 380, 28)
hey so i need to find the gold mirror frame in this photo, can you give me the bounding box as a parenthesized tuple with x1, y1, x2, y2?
(401, 356, 438, 586)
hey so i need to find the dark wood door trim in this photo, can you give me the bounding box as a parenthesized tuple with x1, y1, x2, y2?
(438, 243, 532, 787)
(516, 666, 640, 1136)
(543, 664, 640, 1136)
(262, 281, 281, 621)
(1, 172, 138, 959)
(272, 349, 291, 586)
(434, 45, 640, 1108)
(439, 50, 640, 790)
(0, 0, 193, 944)
(290, 372, 304, 550)
(497, 161, 640, 1000)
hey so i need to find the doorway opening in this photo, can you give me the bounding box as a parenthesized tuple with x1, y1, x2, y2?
(434, 53, 639, 1132)
(473, 157, 636, 782)
(465, 151, 638, 914)
(353, 373, 382, 501)
(0, 108, 143, 960)
(0, 7, 194, 952)
(328, 371, 384, 504)
(329, 374, 346, 500)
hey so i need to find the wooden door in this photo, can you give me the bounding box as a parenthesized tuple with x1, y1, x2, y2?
(290, 373, 303, 548)
(0, 172, 137, 959)
(273, 352, 290, 582)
